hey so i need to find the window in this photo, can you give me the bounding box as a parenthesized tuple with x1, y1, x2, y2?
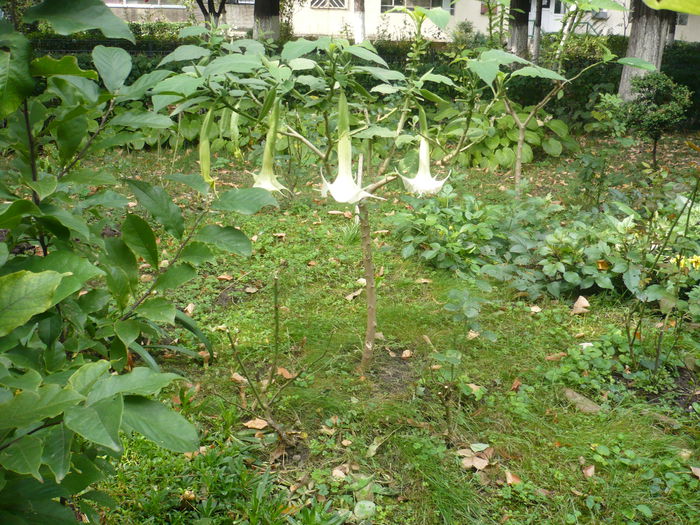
(310, 0, 347, 8)
(381, 0, 405, 13)
(554, 0, 564, 14)
(430, 0, 454, 16)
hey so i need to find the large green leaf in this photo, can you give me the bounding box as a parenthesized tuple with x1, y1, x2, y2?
(92, 45, 131, 93)
(0, 384, 84, 430)
(542, 137, 563, 156)
(24, 0, 135, 42)
(122, 213, 159, 268)
(0, 270, 65, 337)
(111, 110, 173, 129)
(281, 38, 318, 60)
(195, 225, 252, 256)
(179, 242, 215, 265)
(167, 173, 210, 195)
(203, 54, 261, 76)
(56, 113, 87, 162)
(0, 22, 34, 118)
(30, 55, 97, 79)
(64, 395, 123, 451)
(122, 396, 198, 452)
(546, 119, 569, 138)
(41, 424, 73, 482)
(87, 367, 182, 405)
(617, 57, 656, 71)
(154, 263, 196, 291)
(643, 0, 700, 13)
(345, 45, 388, 68)
(212, 188, 278, 215)
(354, 66, 405, 83)
(511, 65, 566, 81)
(425, 6, 451, 30)
(158, 45, 211, 66)
(136, 298, 176, 325)
(68, 361, 111, 395)
(0, 435, 43, 480)
(126, 179, 184, 239)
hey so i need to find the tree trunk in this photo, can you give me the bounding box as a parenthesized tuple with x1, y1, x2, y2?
(353, 0, 366, 44)
(357, 202, 377, 375)
(532, 0, 543, 63)
(667, 15, 677, 44)
(618, 0, 675, 101)
(508, 0, 531, 58)
(196, 0, 227, 29)
(254, 0, 281, 40)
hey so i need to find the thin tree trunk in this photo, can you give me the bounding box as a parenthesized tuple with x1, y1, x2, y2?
(618, 0, 675, 101)
(254, 0, 281, 39)
(358, 202, 376, 375)
(533, 0, 543, 63)
(508, 0, 530, 58)
(354, 0, 366, 44)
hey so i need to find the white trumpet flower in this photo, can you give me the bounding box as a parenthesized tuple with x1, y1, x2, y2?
(400, 134, 448, 197)
(321, 91, 380, 204)
(253, 99, 288, 193)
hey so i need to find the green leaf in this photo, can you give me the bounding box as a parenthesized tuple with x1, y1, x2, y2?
(345, 45, 388, 68)
(0, 435, 43, 481)
(166, 173, 210, 195)
(68, 361, 111, 395)
(126, 179, 184, 239)
(56, 113, 87, 162)
(64, 395, 123, 451)
(122, 396, 198, 452)
(643, 0, 700, 13)
(158, 45, 211, 66)
(24, 0, 135, 43)
(179, 242, 215, 265)
(0, 384, 84, 430)
(88, 368, 182, 405)
(425, 7, 451, 29)
(353, 125, 396, 139)
(288, 57, 316, 71)
(0, 270, 65, 337)
(281, 38, 318, 60)
(354, 66, 405, 83)
(155, 263, 196, 291)
(0, 22, 34, 118)
(53, 74, 99, 102)
(635, 504, 653, 518)
(174, 309, 213, 360)
(92, 45, 131, 92)
(117, 69, 171, 102)
(542, 137, 563, 157)
(0, 369, 42, 391)
(122, 214, 159, 268)
(546, 119, 569, 138)
(136, 298, 176, 325)
(195, 225, 251, 256)
(114, 319, 140, 348)
(618, 57, 656, 71)
(212, 188, 277, 215)
(511, 66, 566, 81)
(30, 55, 97, 79)
(421, 72, 455, 86)
(41, 424, 73, 482)
(467, 59, 500, 88)
(27, 174, 58, 199)
(203, 54, 261, 76)
(199, 108, 214, 188)
(111, 110, 173, 129)
(370, 84, 400, 95)
(20, 250, 102, 304)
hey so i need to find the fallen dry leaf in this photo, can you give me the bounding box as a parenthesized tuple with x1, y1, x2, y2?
(231, 372, 248, 384)
(307, 260, 317, 266)
(505, 471, 522, 485)
(341, 439, 353, 447)
(690, 466, 700, 480)
(545, 352, 568, 361)
(571, 296, 590, 315)
(510, 378, 522, 391)
(401, 350, 413, 360)
(244, 286, 258, 294)
(331, 468, 346, 480)
(563, 388, 601, 414)
(276, 367, 296, 380)
(184, 303, 195, 315)
(582, 464, 595, 478)
(462, 455, 489, 470)
(243, 418, 268, 430)
(530, 305, 542, 313)
(272, 232, 286, 239)
(217, 274, 233, 281)
(467, 330, 480, 340)
(345, 288, 363, 301)
(467, 383, 482, 393)
(415, 278, 432, 284)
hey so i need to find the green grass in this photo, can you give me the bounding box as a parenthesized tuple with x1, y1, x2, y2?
(95, 138, 700, 524)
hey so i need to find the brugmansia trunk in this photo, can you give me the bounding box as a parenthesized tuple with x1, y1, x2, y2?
(253, 0, 281, 39)
(532, 0, 543, 63)
(618, 0, 675, 100)
(358, 202, 376, 374)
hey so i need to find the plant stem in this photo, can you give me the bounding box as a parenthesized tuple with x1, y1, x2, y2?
(357, 202, 377, 374)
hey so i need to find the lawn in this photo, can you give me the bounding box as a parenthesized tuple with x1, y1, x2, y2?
(92, 135, 700, 525)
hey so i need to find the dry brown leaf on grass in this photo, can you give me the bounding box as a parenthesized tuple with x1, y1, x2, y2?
(510, 378, 522, 391)
(341, 439, 353, 447)
(530, 305, 542, 313)
(184, 303, 195, 315)
(415, 278, 432, 284)
(571, 296, 590, 315)
(272, 232, 286, 239)
(230, 372, 248, 384)
(345, 289, 363, 301)
(401, 350, 413, 360)
(690, 466, 700, 480)
(244, 286, 258, 294)
(467, 330, 480, 340)
(461, 455, 489, 471)
(243, 418, 268, 430)
(563, 388, 601, 414)
(217, 274, 233, 281)
(505, 471, 522, 485)
(545, 352, 568, 361)
(276, 367, 296, 380)
(582, 464, 595, 478)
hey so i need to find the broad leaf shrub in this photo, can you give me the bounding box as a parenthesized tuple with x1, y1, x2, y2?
(0, 2, 276, 521)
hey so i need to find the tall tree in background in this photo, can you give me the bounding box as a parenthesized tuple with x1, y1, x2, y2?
(354, 0, 366, 43)
(532, 0, 543, 62)
(618, 0, 675, 100)
(195, 0, 227, 27)
(508, 0, 531, 58)
(254, 0, 280, 39)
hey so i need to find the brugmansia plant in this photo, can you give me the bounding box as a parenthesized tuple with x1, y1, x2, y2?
(0, 1, 276, 521)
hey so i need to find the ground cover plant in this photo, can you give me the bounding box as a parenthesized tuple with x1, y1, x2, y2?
(1, 1, 699, 524)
